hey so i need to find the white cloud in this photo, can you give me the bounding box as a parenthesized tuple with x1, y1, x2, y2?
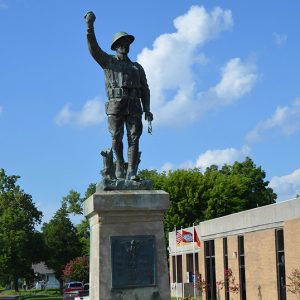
(195, 146, 250, 170)
(54, 97, 105, 127)
(158, 146, 249, 172)
(246, 99, 300, 142)
(137, 5, 257, 127)
(272, 32, 287, 46)
(209, 58, 257, 102)
(270, 169, 300, 201)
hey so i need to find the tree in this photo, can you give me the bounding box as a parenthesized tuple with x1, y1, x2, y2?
(63, 256, 89, 283)
(61, 183, 96, 256)
(287, 268, 300, 299)
(62, 183, 96, 215)
(76, 220, 90, 257)
(42, 206, 81, 289)
(204, 158, 276, 219)
(0, 168, 43, 290)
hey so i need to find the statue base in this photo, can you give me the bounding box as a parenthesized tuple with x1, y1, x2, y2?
(83, 190, 170, 300)
(96, 178, 153, 191)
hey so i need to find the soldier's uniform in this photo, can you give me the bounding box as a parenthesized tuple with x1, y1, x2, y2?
(86, 28, 151, 179)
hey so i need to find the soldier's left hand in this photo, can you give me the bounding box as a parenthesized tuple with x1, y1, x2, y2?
(145, 112, 153, 122)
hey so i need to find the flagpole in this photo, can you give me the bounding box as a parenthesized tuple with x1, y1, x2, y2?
(193, 223, 196, 300)
(174, 225, 178, 300)
(181, 226, 184, 299)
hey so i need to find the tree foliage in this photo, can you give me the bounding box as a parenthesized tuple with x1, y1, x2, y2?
(75, 219, 90, 257)
(287, 268, 300, 298)
(139, 157, 277, 236)
(42, 184, 95, 285)
(42, 206, 81, 288)
(0, 168, 43, 290)
(62, 183, 96, 215)
(63, 256, 89, 283)
(61, 183, 96, 257)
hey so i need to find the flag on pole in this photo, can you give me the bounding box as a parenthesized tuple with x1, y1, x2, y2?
(192, 224, 196, 299)
(176, 231, 184, 244)
(194, 228, 201, 248)
(174, 226, 179, 300)
(182, 230, 193, 242)
(177, 228, 201, 247)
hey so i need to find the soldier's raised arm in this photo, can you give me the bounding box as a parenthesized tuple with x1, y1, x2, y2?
(84, 11, 110, 69)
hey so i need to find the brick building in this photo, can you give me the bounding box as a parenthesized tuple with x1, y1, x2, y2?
(168, 196, 300, 300)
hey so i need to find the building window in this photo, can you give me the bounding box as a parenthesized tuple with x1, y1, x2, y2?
(172, 256, 176, 283)
(186, 253, 199, 282)
(276, 229, 286, 300)
(172, 255, 183, 283)
(238, 236, 246, 300)
(205, 240, 216, 300)
(223, 237, 229, 300)
(186, 253, 193, 272)
(186, 253, 199, 273)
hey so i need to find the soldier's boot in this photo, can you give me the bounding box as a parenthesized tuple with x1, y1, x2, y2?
(112, 139, 125, 179)
(115, 160, 125, 179)
(126, 145, 140, 181)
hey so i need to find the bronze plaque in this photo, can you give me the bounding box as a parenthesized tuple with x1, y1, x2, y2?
(111, 235, 156, 288)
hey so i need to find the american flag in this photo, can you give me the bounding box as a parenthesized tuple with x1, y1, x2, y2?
(176, 231, 184, 244)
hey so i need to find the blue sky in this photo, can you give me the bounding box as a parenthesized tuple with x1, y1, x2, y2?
(1, 0, 300, 224)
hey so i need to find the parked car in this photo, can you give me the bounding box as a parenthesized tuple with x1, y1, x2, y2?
(74, 293, 89, 300)
(74, 283, 89, 300)
(83, 283, 89, 291)
(63, 282, 84, 300)
(63, 292, 79, 300)
(63, 282, 83, 293)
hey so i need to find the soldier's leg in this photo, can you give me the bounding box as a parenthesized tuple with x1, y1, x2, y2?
(126, 114, 143, 180)
(108, 114, 126, 179)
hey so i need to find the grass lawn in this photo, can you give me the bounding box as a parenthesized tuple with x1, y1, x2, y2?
(0, 289, 62, 300)
(23, 297, 62, 300)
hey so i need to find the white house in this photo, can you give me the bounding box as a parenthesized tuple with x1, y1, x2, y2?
(32, 262, 60, 289)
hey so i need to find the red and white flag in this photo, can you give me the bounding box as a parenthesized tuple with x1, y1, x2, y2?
(194, 228, 201, 248)
(176, 231, 184, 244)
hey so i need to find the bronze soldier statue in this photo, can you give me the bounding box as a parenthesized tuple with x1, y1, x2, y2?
(84, 11, 153, 181)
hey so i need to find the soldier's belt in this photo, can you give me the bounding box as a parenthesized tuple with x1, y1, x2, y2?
(108, 87, 141, 99)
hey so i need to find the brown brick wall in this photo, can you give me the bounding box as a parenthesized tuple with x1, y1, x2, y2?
(199, 248, 206, 300)
(227, 235, 240, 300)
(244, 229, 278, 300)
(215, 238, 225, 300)
(285, 218, 300, 300)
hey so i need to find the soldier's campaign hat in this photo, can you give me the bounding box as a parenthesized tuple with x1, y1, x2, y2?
(111, 32, 135, 50)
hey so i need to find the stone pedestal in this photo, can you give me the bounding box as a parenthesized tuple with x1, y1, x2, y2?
(83, 190, 170, 300)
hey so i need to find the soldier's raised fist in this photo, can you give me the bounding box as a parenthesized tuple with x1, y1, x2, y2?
(84, 11, 96, 26)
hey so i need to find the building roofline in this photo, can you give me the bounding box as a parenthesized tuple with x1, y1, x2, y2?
(199, 197, 300, 239)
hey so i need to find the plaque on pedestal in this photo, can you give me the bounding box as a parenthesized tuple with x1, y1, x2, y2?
(111, 235, 156, 288)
